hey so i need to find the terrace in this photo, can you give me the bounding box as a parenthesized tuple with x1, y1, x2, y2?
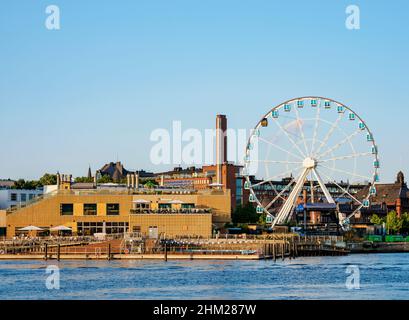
(130, 199, 212, 214)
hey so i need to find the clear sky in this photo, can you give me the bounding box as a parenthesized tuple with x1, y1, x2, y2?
(0, 0, 408, 182)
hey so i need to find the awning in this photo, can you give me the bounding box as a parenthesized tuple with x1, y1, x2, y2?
(133, 199, 151, 204)
(168, 199, 184, 204)
(208, 183, 223, 187)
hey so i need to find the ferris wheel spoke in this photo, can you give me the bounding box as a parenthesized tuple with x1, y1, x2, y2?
(258, 136, 304, 161)
(313, 112, 343, 157)
(265, 178, 296, 210)
(317, 128, 361, 160)
(268, 181, 287, 202)
(318, 169, 363, 205)
(343, 204, 364, 225)
(294, 106, 310, 156)
(262, 156, 287, 203)
(273, 120, 307, 158)
(310, 100, 321, 156)
(248, 159, 303, 165)
(319, 152, 373, 163)
(251, 165, 303, 188)
(318, 163, 372, 182)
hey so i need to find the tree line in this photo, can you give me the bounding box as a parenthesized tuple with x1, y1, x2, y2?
(370, 211, 409, 235)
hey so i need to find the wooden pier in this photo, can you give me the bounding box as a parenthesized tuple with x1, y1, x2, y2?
(0, 234, 349, 260)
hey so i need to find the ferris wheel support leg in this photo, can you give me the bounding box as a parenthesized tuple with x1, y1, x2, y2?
(272, 168, 310, 227)
(312, 168, 335, 204)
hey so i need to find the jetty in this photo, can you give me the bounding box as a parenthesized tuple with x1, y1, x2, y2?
(0, 233, 349, 260)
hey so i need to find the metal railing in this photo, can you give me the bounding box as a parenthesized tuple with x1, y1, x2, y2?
(6, 190, 59, 213)
(130, 208, 212, 214)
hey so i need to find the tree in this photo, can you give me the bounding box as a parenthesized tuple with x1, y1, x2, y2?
(39, 173, 57, 186)
(232, 203, 259, 224)
(97, 175, 113, 184)
(144, 181, 156, 189)
(74, 176, 93, 183)
(370, 214, 384, 225)
(401, 212, 409, 234)
(12, 179, 41, 190)
(385, 211, 403, 235)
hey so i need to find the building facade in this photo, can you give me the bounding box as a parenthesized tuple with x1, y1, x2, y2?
(0, 189, 43, 210)
(4, 182, 232, 238)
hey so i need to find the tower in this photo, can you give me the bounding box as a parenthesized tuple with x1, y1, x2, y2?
(396, 171, 405, 186)
(87, 166, 92, 180)
(216, 114, 227, 186)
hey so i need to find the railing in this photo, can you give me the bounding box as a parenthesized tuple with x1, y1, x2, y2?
(6, 190, 59, 214)
(349, 216, 372, 224)
(67, 188, 198, 196)
(130, 208, 212, 214)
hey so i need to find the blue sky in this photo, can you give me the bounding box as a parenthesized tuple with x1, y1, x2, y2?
(0, 0, 408, 182)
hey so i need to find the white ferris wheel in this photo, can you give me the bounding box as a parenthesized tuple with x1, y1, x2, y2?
(243, 96, 380, 230)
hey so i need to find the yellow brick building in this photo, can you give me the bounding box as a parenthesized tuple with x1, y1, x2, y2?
(5, 188, 231, 238)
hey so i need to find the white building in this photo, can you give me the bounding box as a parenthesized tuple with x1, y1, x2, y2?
(0, 189, 43, 210)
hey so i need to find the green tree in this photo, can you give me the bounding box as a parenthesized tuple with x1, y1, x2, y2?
(401, 212, 409, 234)
(39, 173, 57, 186)
(74, 176, 93, 183)
(12, 179, 42, 190)
(144, 181, 156, 189)
(386, 211, 403, 235)
(370, 214, 385, 225)
(97, 175, 113, 184)
(232, 203, 259, 224)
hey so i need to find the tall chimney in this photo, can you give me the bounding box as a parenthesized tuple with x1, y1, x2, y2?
(216, 114, 227, 186)
(56, 172, 61, 187)
(126, 174, 131, 188)
(135, 173, 139, 189)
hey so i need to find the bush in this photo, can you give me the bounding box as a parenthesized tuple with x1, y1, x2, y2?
(232, 203, 260, 224)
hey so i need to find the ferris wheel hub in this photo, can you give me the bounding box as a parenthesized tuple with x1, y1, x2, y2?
(302, 157, 317, 169)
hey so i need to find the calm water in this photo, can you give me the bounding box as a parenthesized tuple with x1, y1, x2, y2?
(0, 253, 408, 300)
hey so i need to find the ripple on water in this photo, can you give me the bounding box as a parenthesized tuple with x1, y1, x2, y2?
(0, 253, 409, 300)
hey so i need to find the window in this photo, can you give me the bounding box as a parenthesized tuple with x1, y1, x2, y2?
(10, 193, 17, 201)
(136, 203, 149, 209)
(28, 194, 35, 200)
(60, 203, 74, 216)
(181, 203, 195, 209)
(83, 203, 97, 215)
(20, 194, 27, 202)
(106, 203, 120, 215)
(236, 178, 243, 205)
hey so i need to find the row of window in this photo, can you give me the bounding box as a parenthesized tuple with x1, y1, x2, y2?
(60, 203, 120, 216)
(10, 193, 38, 202)
(77, 222, 128, 235)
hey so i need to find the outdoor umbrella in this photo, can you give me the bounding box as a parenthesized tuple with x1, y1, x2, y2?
(50, 225, 72, 231)
(18, 225, 44, 231)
